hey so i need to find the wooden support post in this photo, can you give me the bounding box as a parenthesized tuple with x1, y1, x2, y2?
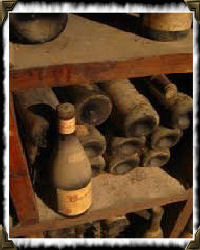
(170, 188, 193, 238)
(9, 92, 39, 226)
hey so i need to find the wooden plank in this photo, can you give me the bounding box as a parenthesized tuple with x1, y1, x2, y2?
(9, 93, 39, 225)
(10, 53, 192, 91)
(9, 14, 193, 90)
(170, 188, 193, 238)
(26, 232, 44, 238)
(35, 167, 187, 220)
(9, 94, 29, 176)
(9, 166, 189, 237)
(10, 14, 193, 69)
(9, 190, 190, 237)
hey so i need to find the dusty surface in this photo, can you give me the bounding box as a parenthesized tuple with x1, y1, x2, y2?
(11, 14, 192, 70)
(36, 166, 186, 222)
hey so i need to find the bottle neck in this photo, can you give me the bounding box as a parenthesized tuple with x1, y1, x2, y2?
(149, 208, 163, 232)
(149, 215, 160, 232)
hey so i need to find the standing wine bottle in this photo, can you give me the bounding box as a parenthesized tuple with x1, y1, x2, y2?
(52, 102, 92, 216)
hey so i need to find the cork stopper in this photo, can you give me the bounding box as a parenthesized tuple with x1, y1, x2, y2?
(56, 102, 75, 134)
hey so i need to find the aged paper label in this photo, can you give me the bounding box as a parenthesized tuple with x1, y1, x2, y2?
(57, 182, 92, 216)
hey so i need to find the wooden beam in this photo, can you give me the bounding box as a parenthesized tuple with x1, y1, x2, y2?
(9, 93, 39, 225)
(9, 190, 190, 238)
(10, 53, 192, 91)
(170, 188, 193, 238)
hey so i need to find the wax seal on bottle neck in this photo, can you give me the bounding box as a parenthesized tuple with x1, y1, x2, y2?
(56, 102, 75, 134)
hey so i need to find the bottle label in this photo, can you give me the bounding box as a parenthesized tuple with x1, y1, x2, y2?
(58, 117, 75, 134)
(57, 182, 92, 216)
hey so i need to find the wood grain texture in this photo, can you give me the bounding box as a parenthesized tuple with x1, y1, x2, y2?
(9, 93, 39, 225)
(169, 189, 193, 238)
(9, 14, 192, 90)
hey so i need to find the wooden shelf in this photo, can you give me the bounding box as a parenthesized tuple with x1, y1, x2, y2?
(9, 13, 193, 238)
(10, 14, 193, 91)
(10, 167, 190, 237)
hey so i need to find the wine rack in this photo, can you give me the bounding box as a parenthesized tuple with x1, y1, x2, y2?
(9, 14, 193, 238)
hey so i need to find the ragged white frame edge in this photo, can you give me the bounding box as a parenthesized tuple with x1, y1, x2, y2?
(3, 2, 198, 248)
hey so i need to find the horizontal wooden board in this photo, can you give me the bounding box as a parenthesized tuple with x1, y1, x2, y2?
(10, 14, 193, 90)
(10, 167, 190, 237)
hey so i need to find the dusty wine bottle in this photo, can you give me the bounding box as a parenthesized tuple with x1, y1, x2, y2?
(62, 84, 112, 125)
(148, 75, 193, 130)
(142, 147, 170, 167)
(90, 156, 106, 177)
(14, 88, 59, 148)
(144, 207, 164, 238)
(107, 153, 140, 175)
(111, 136, 146, 156)
(10, 13, 68, 44)
(99, 79, 159, 137)
(102, 215, 130, 238)
(75, 124, 106, 158)
(52, 102, 92, 216)
(141, 13, 192, 41)
(151, 126, 181, 149)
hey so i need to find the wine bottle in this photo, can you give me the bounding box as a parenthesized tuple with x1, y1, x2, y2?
(144, 207, 164, 238)
(10, 13, 68, 44)
(75, 124, 106, 158)
(90, 156, 106, 177)
(14, 88, 59, 148)
(142, 147, 170, 167)
(107, 153, 140, 175)
(102, 215, 130, 238)
(55, 84, 112, 125)
(151, 126, 181, 149)
(52, 102, 92, 216)
(99, 79, 159, 137)
(141, 13, 192, 41)
(148, 75, 193, 130)
(111, 136, 146, 156)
